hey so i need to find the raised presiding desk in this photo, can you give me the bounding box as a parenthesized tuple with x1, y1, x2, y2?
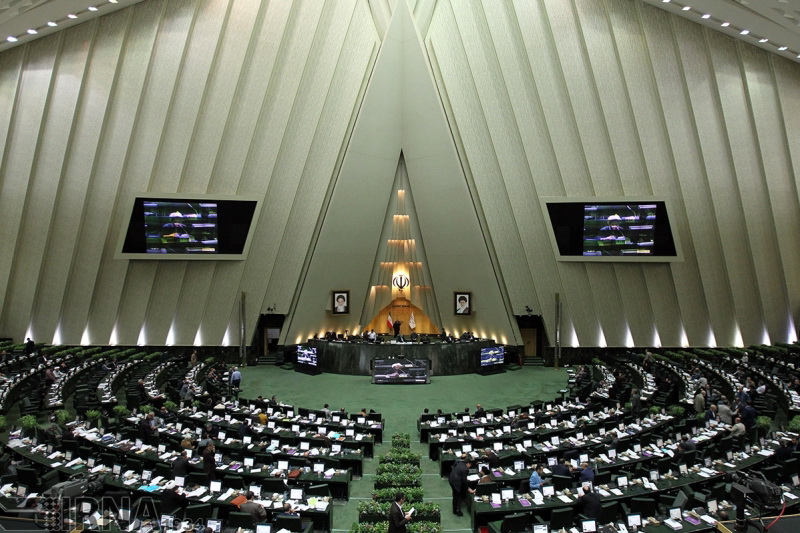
(307, 338, 497, 376)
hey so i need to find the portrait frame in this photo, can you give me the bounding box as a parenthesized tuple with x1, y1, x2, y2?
(332, 291, 349, 315)
(454, 292, 471, 316)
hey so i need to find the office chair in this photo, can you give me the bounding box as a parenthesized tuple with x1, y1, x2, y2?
(305, 484, 332, 498)
(223, 475, 246, 490)
(186, 472, 209, 487)
(274, 515, 303, 533)
(227, 511, 255, 529)
(594, 470, 611, 485)
(185, 503, 213, 522)
(552, 475, 573, 491)
(549, 507, 574, 530)
(500, 512, 531, 533)
(598, 502, 619, 525)
(627, 497, 657, 518)
(477, 482, 499, 496)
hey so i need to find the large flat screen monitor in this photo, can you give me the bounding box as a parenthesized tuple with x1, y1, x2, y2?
(542, 197, 682, 262)
(480, 346, 504, 367)
(116, 193, 261, 260)
(372, 358, 430, 384)
(296, 345, 318, 366)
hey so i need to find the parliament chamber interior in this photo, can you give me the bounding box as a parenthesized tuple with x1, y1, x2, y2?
(2, 0, 800, 532)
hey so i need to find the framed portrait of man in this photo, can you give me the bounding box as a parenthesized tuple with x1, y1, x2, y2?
(455, 292, 471, 315)
(332, 291, 349, 314)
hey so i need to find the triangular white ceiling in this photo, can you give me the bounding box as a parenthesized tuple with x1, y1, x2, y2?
(283, 0, 519, 345)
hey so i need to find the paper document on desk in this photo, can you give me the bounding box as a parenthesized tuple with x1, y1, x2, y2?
(610, 488, 623, 496)
(558, 494, 574, 503)
(467, 474, 480, 481)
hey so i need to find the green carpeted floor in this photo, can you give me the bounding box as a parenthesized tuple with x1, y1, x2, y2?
(239, 365, 569, 532)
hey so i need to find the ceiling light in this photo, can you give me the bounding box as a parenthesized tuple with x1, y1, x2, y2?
(88, 6, 98, 11)
(68, 13, 77, 19)
(47, 21, 57, 27)
(682, 6, 691, 11)
(701, 14, 711, 19)
(759, 38, 768, 43)
(27, 29, 37, 34)
(779, 46, 788, 51)
(109, 0, 118, 3)
(740, 30, 750, 35)
(721, 22, 730, 27)
(6, 36, 18, 42)
(662, 0, 670, 3)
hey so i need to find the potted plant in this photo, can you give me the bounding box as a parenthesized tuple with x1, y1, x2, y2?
(357, 501, 387, 524)
(409, 522, 443, 533)
(0, 415, 7, 431)
(350, 523, 389, 533)
(54, 409, 72, 426)
(113, 405, 131, 419)
(378, 449, 421, 466)
(86, 409, 101, 428)
(139, 404, 153, 415)
(19, 415, 39, 437)
(649, 406, 661, 416)
(667, 405, 686, 418)
(756, 416, 772, 438)
(391, 433, 411, 449)
(371, 487, 424, 503)
(788, 415, 800, 433)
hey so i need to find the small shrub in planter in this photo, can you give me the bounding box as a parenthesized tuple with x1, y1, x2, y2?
(0, 415, 7, 431)
(19, 415, 39, 437)
(667, 405, 685, 418)
(376, 464, 422, 476)
(391, 433, 411, 449)
(113, 405, 131, 418)
(163, 400, 178, 411)
(409, 522, 443, 533)
(54, 409, 72, 426)
(378, 449, 421, 466)
(788, 415, 800, 433)
(372, 487, 423, 503)
(374, 472, 422, 489)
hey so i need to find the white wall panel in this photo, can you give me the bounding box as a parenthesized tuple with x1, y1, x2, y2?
(0, 38, 58, 337)
(65, 0, 160, 345)
(35, 13, 129, 344)
(741, 48, 800, 344)
(9, 22, 94, 343)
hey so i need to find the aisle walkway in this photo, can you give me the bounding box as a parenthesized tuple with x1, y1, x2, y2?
(239, 364, 569, 532)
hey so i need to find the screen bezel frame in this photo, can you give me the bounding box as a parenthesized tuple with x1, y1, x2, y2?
(540, 196, 683, 263)
(115, 192, 263, 261)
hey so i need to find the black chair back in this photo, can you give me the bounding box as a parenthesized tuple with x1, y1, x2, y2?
(274, 515, 303, 533)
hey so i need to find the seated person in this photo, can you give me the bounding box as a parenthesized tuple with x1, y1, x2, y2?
(576, 485, 601, 519)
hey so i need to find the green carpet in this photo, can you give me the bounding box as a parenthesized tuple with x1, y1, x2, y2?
(239, 365, 569, 532)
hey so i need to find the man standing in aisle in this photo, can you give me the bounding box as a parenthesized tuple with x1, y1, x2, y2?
(448, 458, 473, 516)
(388, 492, 412, 533)
(230, 366, 242, 389)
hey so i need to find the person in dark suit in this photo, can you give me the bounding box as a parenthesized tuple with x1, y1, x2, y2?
(172, 451, 191, 478)
(202, 442, 217, 481)
(576, 486, 602, 519)
(388, 492, 412, 533)
(551, 458, 572, 478)
(448, 459, 473, 516)
(161, 485, 188, 513)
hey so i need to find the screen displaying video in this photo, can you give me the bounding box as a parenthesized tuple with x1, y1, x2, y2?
(583, 204, 657, 256)
(545, 200, 677, 260)
(296, 346, 318, 366)
(480, 346, 505, 367)
(372, 358, 429, 384)
(143, 200, 218, 254)
(119, 196, 259, 259)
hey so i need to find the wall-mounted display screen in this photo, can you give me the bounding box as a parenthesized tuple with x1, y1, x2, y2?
(116, 193, 261, 260)
(372, 358, 430, 384)
(480, 346, 504, 367)
(296, 346, 318, 366)
(542, 198, 681, 262)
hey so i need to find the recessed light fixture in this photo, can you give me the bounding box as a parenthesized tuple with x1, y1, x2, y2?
(47, 21, 57, 27)
(88, 6, 98, 11)
(740, 30, 750, 35)
(721, 22, 730, 27)
(109, 0, 118, 3)
(682, 6, 691, 11)
(662, 0, 670, 3)
(6, 36, 18, 42)
(27, 29, 38, 35)
(759, 38, 768, 43)
(779, 46, 788, 51)
(701, 14, 711, 19)
(68, 13, 77, 19)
